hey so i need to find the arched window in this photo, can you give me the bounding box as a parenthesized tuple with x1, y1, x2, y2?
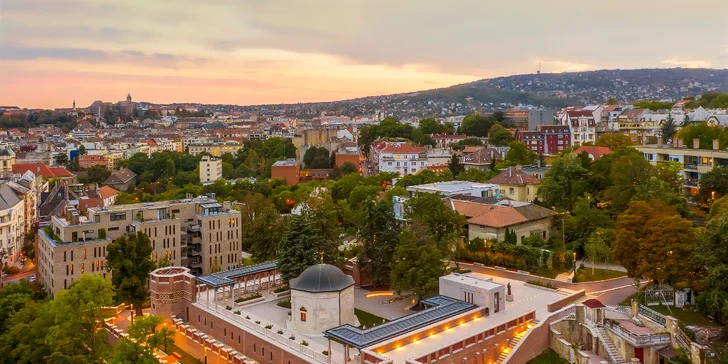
(300, 307, 307, 322)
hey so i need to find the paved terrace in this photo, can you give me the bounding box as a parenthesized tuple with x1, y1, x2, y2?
(377, 273, 572, 364)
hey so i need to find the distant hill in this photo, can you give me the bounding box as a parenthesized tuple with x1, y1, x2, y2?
(164, 68, 728, 118)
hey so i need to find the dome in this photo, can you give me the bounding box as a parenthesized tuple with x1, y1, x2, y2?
(290, 264, 354, 293)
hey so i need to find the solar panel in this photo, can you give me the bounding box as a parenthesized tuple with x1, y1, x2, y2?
(324, 296, 476, 349)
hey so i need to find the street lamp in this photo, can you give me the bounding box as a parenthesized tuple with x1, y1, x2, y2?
(573, 252, 577, 275)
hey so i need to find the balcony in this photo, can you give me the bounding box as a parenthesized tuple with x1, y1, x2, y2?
(188, 249, 202, 256)
(188, 260, 202, 268)
(683, 163, 698, 170)
(684, 179, 699, 187)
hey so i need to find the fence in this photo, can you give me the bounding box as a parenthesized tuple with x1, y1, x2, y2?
(638, 304, 666, 327)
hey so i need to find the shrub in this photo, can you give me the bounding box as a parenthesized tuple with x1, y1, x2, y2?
(2, 266, 20, 275)
(225, 305, 232, 310)
(255, 321, 261, 324)
(277, 300, 291, 309)
(98, 228, 107, 239)
(273, 285, 290, 293)
(235, 292, 262, 303)
(289, 335, 296, 340)
(265, 324, 273, 329)
(277, 330, 284, 335)
(452, 268, 472, 274)
(527, 280, 558, 289)
(245, 315, 250, 319)
(234, 311, 241, 315)
(322, 350, 329, 356)
(301, 340, 309, 346)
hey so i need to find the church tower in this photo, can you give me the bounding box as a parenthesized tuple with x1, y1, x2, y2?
(127, 93, 132, 103)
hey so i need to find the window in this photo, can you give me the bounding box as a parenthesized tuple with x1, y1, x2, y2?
(300, 307, 307, 322)
(463, 291, 474, 304)
(509, 188, 515, 195)
(110, 213, 126, 221)
(526, 188, 530, 194)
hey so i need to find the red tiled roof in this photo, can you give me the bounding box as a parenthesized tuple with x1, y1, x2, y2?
(12, 164, 74, 179)
(567, 110, 594, 118)
(583, 299, 606, 308)
(488, 167, 540, 186)
(449, 199, 556, 228)
(573, 146, 613, 159)
(98, 186, 119, 199)
(380, 144, 425, 154)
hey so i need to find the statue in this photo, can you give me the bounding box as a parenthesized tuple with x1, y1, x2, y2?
(507, 283, 512, 296)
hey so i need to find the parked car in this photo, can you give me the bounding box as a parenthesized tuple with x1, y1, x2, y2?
(29, 275, 36, 283)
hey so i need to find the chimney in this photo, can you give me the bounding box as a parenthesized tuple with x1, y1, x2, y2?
(657, 137, 663, 147)
(713, 139, 719, 151)
(693, 138, 700, 149)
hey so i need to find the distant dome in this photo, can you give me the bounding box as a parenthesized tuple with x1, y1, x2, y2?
(290, 264, 354, 293)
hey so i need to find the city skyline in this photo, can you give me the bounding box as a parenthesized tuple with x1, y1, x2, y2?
(2, 0, 727, 109)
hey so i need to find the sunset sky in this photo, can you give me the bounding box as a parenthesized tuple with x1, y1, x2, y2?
(1, 0, 727, 109)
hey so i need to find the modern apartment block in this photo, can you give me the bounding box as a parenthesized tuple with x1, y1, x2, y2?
(37, 195, 242, 297)
(199, 156, 223, 184)
(636, 138, 728, 195)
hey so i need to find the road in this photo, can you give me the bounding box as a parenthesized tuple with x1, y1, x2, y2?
(1, 269, 36, 285)
(459, 263, 645, 305)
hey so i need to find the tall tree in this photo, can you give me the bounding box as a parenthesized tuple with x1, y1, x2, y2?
(106, 232, 156, 315)
(277, 197, 341, 282)
(659, 113, 678, 140)
(612, 200, 696, 284)
(390, 220, 445, 303)
(504, 141, 537, 165)
(448, 154, 463, 176)
(595, 133, 635, 151)
(692, 215, 728, 323)
(603, 149, 653, 213)
(538, 154, 590, 211)
(584, 228, 613, 274)
(698, 166, 728, 202)
(54, 153, 69, 166)
(488, 124, 514, 146)
(405, 192, 467, 252)
(240, 194, 287, 262)
(109, 314, 174, 364)
(357, 199, 401, 286)
(79, 165, 111, 184)
(418, 117, 442, 134)
(460, 114, 495, 137)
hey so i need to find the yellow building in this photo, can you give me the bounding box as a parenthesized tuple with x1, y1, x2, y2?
(488, 166, 540, 202)
(187, 141, 244, 156)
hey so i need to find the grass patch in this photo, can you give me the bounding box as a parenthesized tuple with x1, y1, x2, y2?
(355, 309, 387, 328)
(277, 300, 291, 309)
(649, 305, 717, 327)
(162, 342, 203, 364)
(532, 266, 570, 279)
(526, 348, 569, 364)
(527, 280, 558, 289)
(572, 268, 626, 282)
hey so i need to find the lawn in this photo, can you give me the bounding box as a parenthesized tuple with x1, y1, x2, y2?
(618, 293, 717, 327)
(162, 342, 203, 364)
(532, 266, 570, 279)
(572, 268, 626, 282)
(526, 349, 569, 364)
(355, 309, 388, 328)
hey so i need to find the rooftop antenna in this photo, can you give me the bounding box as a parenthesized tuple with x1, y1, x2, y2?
(537, 59, 541, 75)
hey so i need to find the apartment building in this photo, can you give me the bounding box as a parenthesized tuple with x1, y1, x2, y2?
(37, 195, 242, 297)
(187, 141, 245, 157)
(377, 143, 427, 175)
(563, 110, 596, 146)
(0, 184, 26, 263)
(199, 156, 223, 184)
(515, 125, 570, 155)
(636, 138, 728, 195)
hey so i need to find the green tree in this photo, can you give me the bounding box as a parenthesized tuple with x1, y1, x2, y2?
(698, 166, 728, 201)
(390, 220, 445, 303)
(488, 124, 514, 146)
(595, 133, 635, 151)
(78, 144, 86, 156)
(79, 165, 111, 184)
(692, 215, 728, 323)
(277, 197, 341, 282)
(659, 113, 679, 140)
(54, 153, 69, 166)
(404, 192, 466, 252)
(584, 228, 613, 274)
(418, 117, 442, 134)
(448, 154, 462, 176)
(106, 232, 156, 316)
(357, 199, 401, 286)
(504, 141, 537, 165)
(331, 162, 358, 180)
(460, 114, 495, 137)
(109, 314, 174, 364)
(241, 194, 287, 262)
(613, 200, 696, 284)
(538, 154, 589, 211)
(603, 149, 653, 213)
(606, 97, 619, 105)
(303, 147, 330, 169)
(677, 122, 728, 150)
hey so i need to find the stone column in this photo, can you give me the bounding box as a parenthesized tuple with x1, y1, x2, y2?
(328, 339, 332, 364)
(665, 316, 679, 349)
(630, 299, 639, 318)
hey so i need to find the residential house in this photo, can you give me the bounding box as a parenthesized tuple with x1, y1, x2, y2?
(78, 155, 109, 168)
(563, 110, 597, 146)
(0, 184, 25, 263)
(516, 125, 570, 155)
(377, 143, 427, 175)
(431, 134, 468, 148)
(459, 147, 503, 172)
(102, 168, 137, 191)
(448, 198, 556, 243)
(12, 163, 75, 182)
(488, 166, 540, 202)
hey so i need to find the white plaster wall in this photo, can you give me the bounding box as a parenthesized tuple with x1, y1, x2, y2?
(291, 287, 355, 335)
(439, 277, 505, 313)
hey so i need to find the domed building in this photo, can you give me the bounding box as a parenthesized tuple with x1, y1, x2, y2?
(290, 264, 356, 335)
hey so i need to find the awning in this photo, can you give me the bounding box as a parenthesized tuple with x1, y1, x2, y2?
(656, 346, 679, 359)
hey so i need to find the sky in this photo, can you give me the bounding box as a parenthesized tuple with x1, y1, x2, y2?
(1, 0, 727, 109)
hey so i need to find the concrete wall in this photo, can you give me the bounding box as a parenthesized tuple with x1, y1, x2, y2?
(439, 276, 505, 313)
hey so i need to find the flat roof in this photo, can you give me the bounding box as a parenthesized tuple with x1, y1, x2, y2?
(406, 181, 499, 194)
(440, 273, 503, 290)
(324, 296, 476, 349)
(272, 159, 299, 167)
(196, 261, 277, 287)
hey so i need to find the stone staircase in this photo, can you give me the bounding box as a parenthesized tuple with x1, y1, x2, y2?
(596, 326, 625, 363)
(495, 320, 538, 364)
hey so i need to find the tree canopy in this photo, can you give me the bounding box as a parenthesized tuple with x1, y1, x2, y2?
(106, 231, 156, 315)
